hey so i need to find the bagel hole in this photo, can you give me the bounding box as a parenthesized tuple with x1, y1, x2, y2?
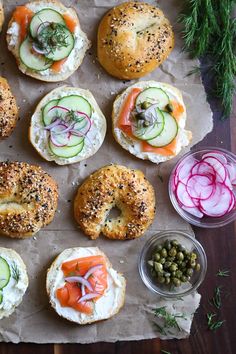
(106, 206, 121, 220)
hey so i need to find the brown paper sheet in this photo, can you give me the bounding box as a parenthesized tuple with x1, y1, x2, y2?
(0, 0, 213, 343)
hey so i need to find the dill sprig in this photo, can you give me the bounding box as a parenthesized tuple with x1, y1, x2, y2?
(161, 350, 172, 354)
(210, 286, 222, 309)
(217, 269, 230, 277)
(36, 23, 69, 55)
(153, 306, 187, 334)
(179, 0, 236, 119)
(207, 313, 225, 331)
(11, 262, 20, 283)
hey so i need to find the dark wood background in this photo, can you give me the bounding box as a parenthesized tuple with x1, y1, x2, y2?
(0, 62, 236, 354)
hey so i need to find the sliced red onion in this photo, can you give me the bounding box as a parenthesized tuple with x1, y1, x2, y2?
(50, 124, 70, 147)
(78, 293, 99, 303)
(32, 42, 48, 55)
(44, 118, 61, 130)
(84, 264, 104, 280)
(65, 276, 93, 292)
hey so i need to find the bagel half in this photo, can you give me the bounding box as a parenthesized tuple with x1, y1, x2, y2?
(46, 247, 126, 325)
(0, 0, 4, 32)
(0, 77, 19, 140)
(0, 161, 58, 238)
(0, 247, 28, 319)
(97, 1, 174, 80)
(29, 86, 107, 165)
(74, 164, 156, 240)
(6, 0, 91, 82)
(112, 81, 192, 164)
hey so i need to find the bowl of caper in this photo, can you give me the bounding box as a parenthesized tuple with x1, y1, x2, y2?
(138, 231, 207, 297)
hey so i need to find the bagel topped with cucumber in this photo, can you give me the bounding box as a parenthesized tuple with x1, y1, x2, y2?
(6, 0, 91, 82)
(29, 86, 107, 165)
(112, 81, 192, 164)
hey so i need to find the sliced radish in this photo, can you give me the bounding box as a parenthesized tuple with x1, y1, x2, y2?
(176, 181, 196, 208)
(186, 174, 215, 200)
(202, 156, 227, 183)
(202, 152, 228, 164)
(200, 183, 233, 217)
(175, 157, 198, 184)
(191, 161, 216, 178)
(182, 206, 204, 218)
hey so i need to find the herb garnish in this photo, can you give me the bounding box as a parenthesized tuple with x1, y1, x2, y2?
(11, 262, 20, 283)
(161, 350, 172, 354)
(207, 313, 225, 331)
(179, 0, 236, 119)
(210, 286, 222, 309)
(217, 269, 230, 277)
(36, 23, 69, 55)
(153, 306, 187, 334)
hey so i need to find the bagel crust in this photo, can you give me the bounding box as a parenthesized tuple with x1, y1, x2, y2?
(0, 77, 19, 140)
(97, 1, 174, 80)
(0, 0, 4, 32)
(0, 161, 58, 238)
(74, 165, 156, 240)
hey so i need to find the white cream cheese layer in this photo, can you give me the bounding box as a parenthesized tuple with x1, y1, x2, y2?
(50, 248, 124, 323)
(7, 21, 20, 47)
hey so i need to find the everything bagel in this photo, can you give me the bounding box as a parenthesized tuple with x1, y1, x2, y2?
(0, 161, 58, 238)
(97, 1, 174, 80)
(74, 165, 156, 240)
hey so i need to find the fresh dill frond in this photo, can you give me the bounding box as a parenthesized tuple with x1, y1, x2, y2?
(11, 262, 20, 283)
(153, 306, 187, 333)
(217, 269, 230, 277)
(161, 350, 172, 354)
(210, 286, 222, 309)
(185, 66, 201, 77)
(206, 312, 225, 331)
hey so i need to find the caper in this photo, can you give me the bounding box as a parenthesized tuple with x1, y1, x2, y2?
(164, 261, 172, 269)
(165, 277, 171, 284)
(180, 261, 187, 268)
(171, 239, 179, 247)
(164, 272, 171, 278)
(154, 262, 163, 272)
(167, 256, 175, 262)
(178, 244, 186, 252)
(190, 252, 197, 260)
(173, 278, 181, 287)
(143, 121, 150, 127)
(158, 276, 165, 284)
(190, 260, 196, 268)
(169, 247, 177, 257)
(160, 258, 166, 264)
(186, 276, 191, 281)
(170, 264, 177, 272)
(154, 253, 161, 261)
(165, 103, 174, 113)
(141, 101, 151, 110)
(195, 263, 201, 271)
(177, 252, 184, 261)
(148, 260, 154, 267)
(164, 240, 172, 250)
(156, 245, 163, 252)
(181, 275, 187, 282)
(151, 269, 157, 276)
(176, 270, 183, 278)
(171, 271, 176, 277)
(177, 260, 182, 266)
(161, 248, 167, 258)
(186, 268, 194, 277)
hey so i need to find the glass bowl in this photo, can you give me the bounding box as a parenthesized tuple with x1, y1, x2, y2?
(139, 231, 207, 297)
(169, 147, 236, 228)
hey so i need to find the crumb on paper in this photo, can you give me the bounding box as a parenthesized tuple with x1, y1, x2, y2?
(119, 260, 124, 264)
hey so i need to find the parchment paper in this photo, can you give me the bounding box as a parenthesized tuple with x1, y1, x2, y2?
(0, 0, 213, 343)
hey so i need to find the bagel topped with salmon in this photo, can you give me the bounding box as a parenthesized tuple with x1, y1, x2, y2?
(112, 81, 192, 164)
(6, 0, 91, 82)
(46, 247, 126, 325)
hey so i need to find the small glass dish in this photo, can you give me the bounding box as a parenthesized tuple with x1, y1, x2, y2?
(168, 147, 236, 228)
(138, 231, 207, 298)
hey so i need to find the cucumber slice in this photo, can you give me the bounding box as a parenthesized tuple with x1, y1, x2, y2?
(49, 139, 84, 158)
(19, 37, 53, 71)
(67, 134, 84, 147)
(30, 9, 66, 38)
(147, 111, 178, 147)
(58, 96, 92, 117)
(0, 257, 10, 290)
(42, 99, 59, 126)
(132, 109, 164, 140)
(136, 88, 169, 110)
(0, 291, 2, 304)
(43, 26, 74, 61)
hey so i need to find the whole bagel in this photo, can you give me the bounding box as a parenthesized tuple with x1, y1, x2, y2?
(74, 165, 156, 240)
(97, 1, 174, 80)
(0, 161, 58, 238)
(0, 77, 19, 140)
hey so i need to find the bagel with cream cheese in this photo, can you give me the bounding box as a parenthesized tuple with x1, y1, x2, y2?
(112, 81, 192, 164)
(0, 161, 58, 238)
(6, 0, 91, 82)
(0, 76, 19, 140)
(74, 164, 156, 240)
(0, 247, 28, 319)
(46, 247, 126, 325)
(29, 86, 107, 165)
(97, 1, 174, 80)
(0, 0, 4, 32)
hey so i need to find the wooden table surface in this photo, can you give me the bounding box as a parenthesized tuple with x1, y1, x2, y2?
(0, 71, 236, 354)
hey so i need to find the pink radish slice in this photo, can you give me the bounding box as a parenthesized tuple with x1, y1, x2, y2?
(202, 152, 228, 164)
(191, 161, 216, 178)
(225, 163, 236, 182)
(182, 206, 204, 218)
(175, 181, 196, 208)
(202, 156, 227, 183)
(186, 174, 215, 200)
(228, 193, 236, 212)
(200, 183, 233, 217)
(175, 157, 198, 184)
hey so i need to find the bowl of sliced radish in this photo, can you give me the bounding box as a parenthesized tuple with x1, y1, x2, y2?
(169, 148, 236, 228)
